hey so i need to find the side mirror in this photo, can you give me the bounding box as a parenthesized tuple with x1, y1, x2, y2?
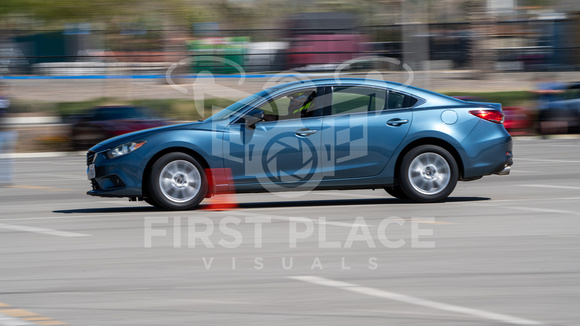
(244, 108, 265, 129)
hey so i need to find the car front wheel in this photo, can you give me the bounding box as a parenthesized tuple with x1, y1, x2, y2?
(148, 152, 208, 210)
(399, 145, 458, 203)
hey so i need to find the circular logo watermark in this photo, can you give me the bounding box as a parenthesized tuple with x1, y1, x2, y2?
(261, 132, 318, 188)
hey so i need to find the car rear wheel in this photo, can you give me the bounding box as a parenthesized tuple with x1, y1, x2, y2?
(399, 145, 458, 203)
(148, 152, 208, 210)
(384, 185, 409, 200)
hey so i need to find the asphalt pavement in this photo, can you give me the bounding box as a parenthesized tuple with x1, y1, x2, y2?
(1, 137, 579, 326)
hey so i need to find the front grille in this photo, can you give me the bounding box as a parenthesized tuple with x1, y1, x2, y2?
(87, 151, 95, 165)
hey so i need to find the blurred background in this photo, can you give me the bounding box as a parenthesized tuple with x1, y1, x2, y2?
(1, 0, 580, 152)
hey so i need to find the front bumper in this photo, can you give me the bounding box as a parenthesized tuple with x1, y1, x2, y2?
(86, 150, 144, 198)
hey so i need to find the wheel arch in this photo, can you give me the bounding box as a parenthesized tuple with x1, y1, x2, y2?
(393, 137, 465, 183)
(142, 147, 211, 199)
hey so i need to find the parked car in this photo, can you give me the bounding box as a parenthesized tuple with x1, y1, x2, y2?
(71, 106, 166, 150)
(538, 82, 580, 135)
(86, 78, 512, 210)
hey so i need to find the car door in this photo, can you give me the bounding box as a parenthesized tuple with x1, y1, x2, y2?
(222, 87, 324, 190)
(320, 85, 416, 180)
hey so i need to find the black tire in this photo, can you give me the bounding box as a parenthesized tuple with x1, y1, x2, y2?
(384, 185, 409, 200)
(399, 145, 458, 203)
(148, 152, 208, 210)
(143, 197, 158, 207)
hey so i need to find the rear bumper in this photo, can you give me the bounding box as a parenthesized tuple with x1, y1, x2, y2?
(494, 154, 513, 175)
(461, 120, 513, 179)
(496, 165, 511, 175)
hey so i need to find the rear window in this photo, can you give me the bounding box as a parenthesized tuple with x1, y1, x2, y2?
(387, 91, 418, 109)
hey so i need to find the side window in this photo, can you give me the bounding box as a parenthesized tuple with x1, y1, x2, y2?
(257, 88, 319, 121)
(387, 91, 418, 109)
(94, 108, 117, 121)
(116, 107, 141, 119)
(331, 86, 387, 115)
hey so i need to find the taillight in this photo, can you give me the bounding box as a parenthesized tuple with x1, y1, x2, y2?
(469, 110, 504, 124)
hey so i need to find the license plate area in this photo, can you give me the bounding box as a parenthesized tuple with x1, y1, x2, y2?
(87, 164, 96, 180)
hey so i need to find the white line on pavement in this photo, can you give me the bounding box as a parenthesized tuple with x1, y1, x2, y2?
(504, 206, 580, 216)
(222, 210, 370, 227)
(289, 276, 545, 325)
(317, 220, 369, 227)
(517, 184, 580, 190)
(0, 222, 90, 237)
(516, 158, 580, 164)
(0, 312, 35, 326)
(488, 196, 580, 203)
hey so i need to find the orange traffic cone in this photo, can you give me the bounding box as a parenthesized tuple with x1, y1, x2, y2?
(203, 168, 238, 211)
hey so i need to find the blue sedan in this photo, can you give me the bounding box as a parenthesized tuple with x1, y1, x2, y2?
(86, 78, 512, 210)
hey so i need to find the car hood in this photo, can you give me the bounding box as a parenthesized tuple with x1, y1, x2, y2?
(88, 121, 204, 152)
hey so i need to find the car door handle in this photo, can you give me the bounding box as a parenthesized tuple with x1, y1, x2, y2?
(295, 128, 318, 137)
(387, 118, 409, 126)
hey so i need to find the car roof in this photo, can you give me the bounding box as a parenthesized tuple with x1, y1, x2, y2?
(271, 78, 462, 107)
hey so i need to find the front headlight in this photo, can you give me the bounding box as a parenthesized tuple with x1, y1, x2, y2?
(107, 141, 146, 159)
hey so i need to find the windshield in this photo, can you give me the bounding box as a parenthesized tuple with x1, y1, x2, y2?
(204, 89, 274, 123)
